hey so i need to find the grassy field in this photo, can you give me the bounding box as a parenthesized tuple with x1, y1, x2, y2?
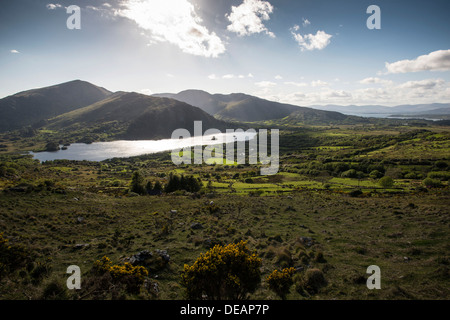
(0, 123, 449, 300)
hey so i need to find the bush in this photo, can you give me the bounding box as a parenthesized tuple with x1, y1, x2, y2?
(94, 256, 149, 294)
(41, 278, 69, 300)
(422, 178, 442, 188)
(297, 268, 327, 294)
(369, 170, 383, 179)
(378, 176, 394, 189)
(0, 233, 33, 278)
(266, 267, 295, 299)
(181, 241, 261, 300)
(130, 171, 146, 195)
(427, 171, 450, 181)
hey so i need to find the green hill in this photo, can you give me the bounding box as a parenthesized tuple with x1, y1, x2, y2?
(0, 80, 112, 132)
(154, 89, 352, 122)
(47, 91, 229, 140)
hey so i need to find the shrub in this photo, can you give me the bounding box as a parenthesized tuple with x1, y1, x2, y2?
(369, 170, 383, 179)
(94, 256, 149, 294)
(349, 189, 363, 197)
(181, 241, 261, 300)
(41, 278, 69, 300)
(266, 267, 295, 299)
(427, 171, 450, 181)
(0, 233, 33, 278)
(378, 176, 394, 189)
(298, 268, 327, 294)
(130, 171, 146, 195)
(422, 178, 442, 188)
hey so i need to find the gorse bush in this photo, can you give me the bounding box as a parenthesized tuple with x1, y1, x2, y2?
(0, 232, 32, 279)
(94, 256, 149, 294)
(181, 241, 261, 300)
(266, 267, 295, 299)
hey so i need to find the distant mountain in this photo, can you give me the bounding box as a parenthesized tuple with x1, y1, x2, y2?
(153, 90, 301, 121)
(47, 91, 228, 140)
(0, 80, 112, 132)
(310, 103, 450, 117)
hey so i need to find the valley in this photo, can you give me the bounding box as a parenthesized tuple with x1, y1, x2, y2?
(0, 80, 448, 301)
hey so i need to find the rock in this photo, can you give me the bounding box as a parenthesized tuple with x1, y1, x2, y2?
(170, 210, 177, 214)
(73, 243, 89, 250)
(155, 249, 170, 262)
(129, 250, 153, 265)
(76, 216, 84, 223)
(299, 236, 314, 247)
(190, 222, 204, 230)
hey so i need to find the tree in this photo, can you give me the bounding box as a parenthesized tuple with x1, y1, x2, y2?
(153, 180, 163, 193)
(130, 171, 146, 195)
(145, 181, 153, 194)
(378, 176, 394, 189)
(181, 241, 261, 300)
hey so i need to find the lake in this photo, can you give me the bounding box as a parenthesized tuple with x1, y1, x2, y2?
(29, 131, 257, 162)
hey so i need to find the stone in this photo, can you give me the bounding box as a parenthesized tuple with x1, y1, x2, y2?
(73, 243, 89, 250)
(156, 249, 170, 262)
(299, 236, 314, 247)
(190, 222, 204, 230)
(129, 250, 153, 265)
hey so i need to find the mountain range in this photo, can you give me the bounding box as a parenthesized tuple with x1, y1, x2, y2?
(0, 80, 446, 140)
(153, 90, 300, 121)
(310, 103, 450, 118)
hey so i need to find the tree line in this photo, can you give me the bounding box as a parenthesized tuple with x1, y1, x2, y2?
(130, 171, 201, 195)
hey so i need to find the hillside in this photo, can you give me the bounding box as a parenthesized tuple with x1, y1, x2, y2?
(154, 90, 301, 121)
(47, 91, 229, 140)
(0, 80, 112, 132)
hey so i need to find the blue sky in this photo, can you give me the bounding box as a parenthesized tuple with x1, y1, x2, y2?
(1, 0, 450, 106)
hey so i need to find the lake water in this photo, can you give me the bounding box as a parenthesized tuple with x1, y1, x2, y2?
(30, 131, 256, 162)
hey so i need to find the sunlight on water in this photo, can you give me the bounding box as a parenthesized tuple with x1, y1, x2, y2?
(30, 132, 257, 162)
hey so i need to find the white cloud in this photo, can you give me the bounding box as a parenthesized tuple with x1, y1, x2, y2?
(247, 73, 254, 78)
(302, 18, 310, 27)
(222, 74, 235, 79)
(385, 49, 450, 74)
(268, 77, 450, 106)
(10, 49, 20, 54)
(284, 81, 307, 87)
(359, 77, 393, 86)
(226, 0, 275, 38)
(102, 3, 112, 8)
(311, 80, 328, 87)
(166, 73, 175, 78)
(46, 3, 62, 10)
(274, 75, 283, 80)
(208, 74, 217, 80)
(255, 81, 277, 87)
(238, 75, 246, 79)
(140, 88, 153, 95)
(398, 78, 444, 90)
(291, 29, 332, 51)
(115, 0, 226, 58)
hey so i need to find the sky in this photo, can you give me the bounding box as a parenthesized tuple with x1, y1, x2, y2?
(1, 0, 450, 106)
